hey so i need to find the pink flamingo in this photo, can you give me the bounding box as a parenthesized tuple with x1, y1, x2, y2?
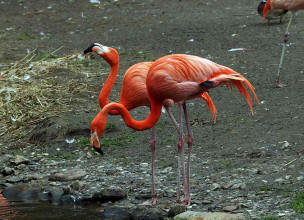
(84, 43, 216, 205)
(90, 53, 259, 205)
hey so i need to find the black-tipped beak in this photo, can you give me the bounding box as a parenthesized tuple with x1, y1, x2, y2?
(83, 43, 95, 54)
(93, 146, 104, 155)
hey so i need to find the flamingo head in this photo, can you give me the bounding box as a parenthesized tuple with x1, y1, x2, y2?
(90, 114, 107, 155)
(83, 43, 119, 65)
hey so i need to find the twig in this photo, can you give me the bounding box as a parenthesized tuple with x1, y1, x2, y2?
(282, 158, 297, 168)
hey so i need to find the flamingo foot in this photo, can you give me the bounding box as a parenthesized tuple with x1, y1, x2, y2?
(275, 79, 284, 88)
(177, 198, 191, 206)
(141, 196, 157, 206)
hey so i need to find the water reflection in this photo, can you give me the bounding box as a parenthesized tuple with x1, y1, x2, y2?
(0, 190, 100, 220)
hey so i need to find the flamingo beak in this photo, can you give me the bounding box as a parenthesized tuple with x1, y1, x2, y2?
(83, 44, 95, 54)
(91, 130, 104, 155)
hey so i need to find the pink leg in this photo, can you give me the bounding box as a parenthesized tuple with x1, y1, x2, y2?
(165, 105, 186, 202)
(182, 103, 193, 206)
(142, 127, 157, 205)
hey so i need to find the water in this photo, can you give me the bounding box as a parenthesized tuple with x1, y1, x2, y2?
(1, 197, 101, 220)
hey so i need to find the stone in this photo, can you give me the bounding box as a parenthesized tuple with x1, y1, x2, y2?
(49, 169, 86, 181)
(6, 176, 24, 183)
(10, 155, 30, 166)
(222, 205, 238, 212)
(174, 211, 206, 220)
(100, 206, 131, 220)
(92, 188, 127, 203)
(2, 167, 14, 176)
(211, 183, 221, 191)
(131, 206, 167, 220)
(174, 211, 246, 220)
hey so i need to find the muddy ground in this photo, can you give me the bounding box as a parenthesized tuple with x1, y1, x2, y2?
(0, 0, 304, 219)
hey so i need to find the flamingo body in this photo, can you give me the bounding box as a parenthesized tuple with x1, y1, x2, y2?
(86, 43, 217, 205)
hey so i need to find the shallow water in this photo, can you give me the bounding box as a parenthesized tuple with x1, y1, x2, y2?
(0, 200, 101, 220)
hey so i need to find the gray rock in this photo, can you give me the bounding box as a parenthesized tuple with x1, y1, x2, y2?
(49, 169, 86, 181)
(100, 206, 131, 220)
(222, 205, 238, 212)
(10, 155, 30, 166)
(131, 206, 167, 220)
(93, 188, 127, 203)
(211, 183, 221, 191)
(6, 176, 24, 183)
(174, 211, 246, 220)
(2, 167, 14, 176)
(174, 211, 205, 220)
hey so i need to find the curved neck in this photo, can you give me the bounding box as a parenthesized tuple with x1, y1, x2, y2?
(98, 63, 119, 109)
(99, 99, 162, 133)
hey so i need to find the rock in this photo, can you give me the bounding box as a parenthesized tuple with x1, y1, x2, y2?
(131, 206, 167, 220)
(10, 155, 30, 166)
(49, 169, 86, 181)
(6, 176, 24, 183)
(2, 167, 14, 176)
(100, 206, 131, 220)
(70, 181, 84, 191)
(280, 141, 290, 149)
(222, 205, 238, 212)
(174, 211, 246, 220)
(174, 211, 206, 220)
(93, 188, 127, 203)
(274, 178, 284, 183)
(168, 206, 187, 218)
(211, 183, 221, 191)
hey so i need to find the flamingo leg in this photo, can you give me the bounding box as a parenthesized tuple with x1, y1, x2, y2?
(142, 127, 157, 205)
(276, 12, 295, 88)
(164, 105, 186, 202)
(182, 102, 193, 206)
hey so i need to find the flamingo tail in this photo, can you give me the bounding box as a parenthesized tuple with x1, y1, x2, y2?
(200, 92, 217, 123)
(201, 69, 259, 115)
(263, 0, 272, 19)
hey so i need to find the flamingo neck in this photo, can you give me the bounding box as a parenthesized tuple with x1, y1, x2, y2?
(98, 63, 119, 109)
(98, 99, 162, 134)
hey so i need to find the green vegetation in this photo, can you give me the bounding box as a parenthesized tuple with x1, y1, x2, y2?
(101, 132, 136, 148)
(77, 137, 90, 148)
(291, 191, 304, 213)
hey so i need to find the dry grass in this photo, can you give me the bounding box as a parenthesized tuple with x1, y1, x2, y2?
(0, 48, 102, 141)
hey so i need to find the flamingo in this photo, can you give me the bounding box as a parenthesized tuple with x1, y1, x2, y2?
(263, 0, 304, 87)
(257, 0, 288, 25)
(90, 53, 259, 205)
(84, 43, 217, 205)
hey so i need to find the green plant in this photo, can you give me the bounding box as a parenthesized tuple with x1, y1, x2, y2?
(291, 191, 304, 213)
(63, 153, 72, 159)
